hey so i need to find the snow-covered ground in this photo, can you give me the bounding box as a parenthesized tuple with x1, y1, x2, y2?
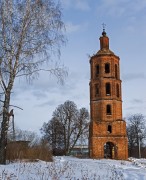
(0, 157, 146, 179)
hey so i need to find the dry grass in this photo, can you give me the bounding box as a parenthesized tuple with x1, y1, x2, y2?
(0, 158, 125, 179)
(6, 141, 52, 162)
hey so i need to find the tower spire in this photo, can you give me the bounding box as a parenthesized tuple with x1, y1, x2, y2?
(100, 23, 109, 50)
(102, 23, 106, 36)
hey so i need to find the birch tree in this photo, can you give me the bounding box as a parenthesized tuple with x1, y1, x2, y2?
(0, 0, 66, 164)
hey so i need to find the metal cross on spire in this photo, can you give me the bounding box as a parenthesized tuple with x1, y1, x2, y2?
(102, 23, 107, 36)
(102, 23, 106, 32)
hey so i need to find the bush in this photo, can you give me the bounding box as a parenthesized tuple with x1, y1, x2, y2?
(26, 145, 53, 162)
(6, 141, 52, 162)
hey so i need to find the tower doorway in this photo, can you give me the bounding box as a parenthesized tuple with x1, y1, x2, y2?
(104, 142, 117, 159)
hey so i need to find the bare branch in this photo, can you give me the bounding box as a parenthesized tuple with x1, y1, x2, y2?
(9, 105, 23, 110)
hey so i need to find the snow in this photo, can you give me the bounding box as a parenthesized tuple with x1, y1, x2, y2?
(0, 157, 146, 179)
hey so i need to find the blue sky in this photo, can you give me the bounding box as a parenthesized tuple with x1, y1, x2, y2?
(12, 0, 146, 134)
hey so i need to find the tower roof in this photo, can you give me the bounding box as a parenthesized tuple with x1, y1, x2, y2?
(96, 30, 114, 55)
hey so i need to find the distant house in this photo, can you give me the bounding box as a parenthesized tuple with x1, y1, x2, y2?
(70, 145, 89, 157)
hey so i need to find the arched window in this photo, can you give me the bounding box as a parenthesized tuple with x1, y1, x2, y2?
(96, 65, 99, 76)
(105, 63, 110, 73)
(116, 84, 120, 97)
(115, 64, 118, 79)
(95, 84, 99, 95)
(106, 83, 111, 95)
(107, 125, 112, 133)
(106, 104, 112, 115)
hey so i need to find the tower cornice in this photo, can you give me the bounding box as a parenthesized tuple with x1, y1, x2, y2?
(91, 53, 120, 60)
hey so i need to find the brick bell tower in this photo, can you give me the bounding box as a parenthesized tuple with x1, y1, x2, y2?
(89, 28, 128, 160)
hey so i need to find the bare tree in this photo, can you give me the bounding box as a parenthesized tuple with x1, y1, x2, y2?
(41, 101, 89, 155)
(69, 107, 89, 152)
(41, 117, 65, 155)
(127, 114, 146, 157)
(8, 127, 40, 146)
(0, 0, 67, 164)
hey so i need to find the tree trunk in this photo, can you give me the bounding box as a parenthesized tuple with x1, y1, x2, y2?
(0, 91, 11, 164)
(68, 130, 82, 155)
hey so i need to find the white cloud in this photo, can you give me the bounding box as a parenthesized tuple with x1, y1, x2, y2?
(131, 0, 146, 12)
(76, 0, 90, 11)
(11, 68, 89, 133)
(96, 0, 146, 18)
(65, 22, 88, 34)
(65, 22, 82, 33)
(62, 0, 90, 11)
(61, 0, 71, 8)
(125, 26, 135, 33)
(96, 0, 125, 17)
(131, 99, 144, 104)
(122, 73, 145, 81)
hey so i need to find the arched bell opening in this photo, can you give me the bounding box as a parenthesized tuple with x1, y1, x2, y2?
(104, 142, 117, 159)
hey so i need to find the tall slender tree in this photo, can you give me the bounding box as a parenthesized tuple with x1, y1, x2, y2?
(0, 0, 66, 164)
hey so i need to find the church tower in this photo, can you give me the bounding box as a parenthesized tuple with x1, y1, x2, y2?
(89, 29, 128, 160)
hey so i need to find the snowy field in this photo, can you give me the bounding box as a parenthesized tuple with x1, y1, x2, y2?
(0, 157, 146, 179)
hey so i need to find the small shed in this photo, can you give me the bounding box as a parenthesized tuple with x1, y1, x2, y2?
(70, 145, 89, 157)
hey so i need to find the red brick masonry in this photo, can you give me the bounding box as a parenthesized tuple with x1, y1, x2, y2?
(89, 31, 128, 160)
